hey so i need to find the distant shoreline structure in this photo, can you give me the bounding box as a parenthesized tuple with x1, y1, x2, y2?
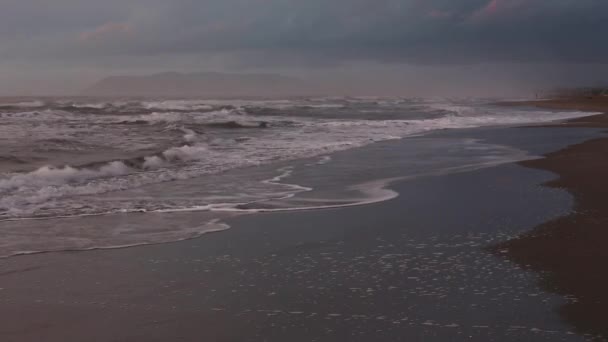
(542, 86, 608, 99)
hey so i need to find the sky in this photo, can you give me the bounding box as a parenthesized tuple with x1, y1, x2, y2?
(1, 0, 608, 96)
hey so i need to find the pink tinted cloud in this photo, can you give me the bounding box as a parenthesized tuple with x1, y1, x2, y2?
(79, 22, 133, 42)
(428, 9, 453, 19)
(471, 0, 525, 20)
(483, 0, 501, 14)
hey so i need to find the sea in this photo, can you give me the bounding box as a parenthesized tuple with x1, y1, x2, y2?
(0, 96, 595, 257)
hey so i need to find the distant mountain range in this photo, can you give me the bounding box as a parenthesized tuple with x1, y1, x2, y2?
(83, 72, 313, 97)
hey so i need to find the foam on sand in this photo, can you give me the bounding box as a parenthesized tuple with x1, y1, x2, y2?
(0, 214, 231, 258)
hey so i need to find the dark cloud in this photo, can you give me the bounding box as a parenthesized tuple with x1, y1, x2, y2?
(2, 0, 607, 65)
(0, 0, 607, 94)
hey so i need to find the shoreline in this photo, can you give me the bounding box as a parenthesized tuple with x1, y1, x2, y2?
(500, 96, 608, 113)
(0, 123, 596, 341)
(0, 104, 606, 340)
(493, 97, 608, 340)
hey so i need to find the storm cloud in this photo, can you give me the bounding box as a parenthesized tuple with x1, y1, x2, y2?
(1, 0, 607, 95)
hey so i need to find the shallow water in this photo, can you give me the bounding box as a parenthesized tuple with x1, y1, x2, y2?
(0, 124, 603, 341)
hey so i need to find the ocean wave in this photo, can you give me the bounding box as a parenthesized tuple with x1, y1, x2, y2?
(142, 100, 214, 111)
(117, 111, 184, 124)
(162, 144, 208, 162)
(0, 132, 538, 258)
(114, 108, 246, 125)
(0, 161, 132, 192)
(0, 100, 46, 109)
(0, 139, 226, 216)
(0, 97, 598, 220)
(0, 109, 73, 120)
(69, 102, 110, 109)
(203, 120, 270, 129)
(181, 127, 198, 142)
(0, 155, 28, 165)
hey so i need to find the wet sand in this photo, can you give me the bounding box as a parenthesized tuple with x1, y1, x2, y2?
(493, 98, 608, 341)
(503, 96, 608, 114)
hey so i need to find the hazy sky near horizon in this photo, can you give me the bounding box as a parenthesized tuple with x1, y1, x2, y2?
(1, 0, 608, 96)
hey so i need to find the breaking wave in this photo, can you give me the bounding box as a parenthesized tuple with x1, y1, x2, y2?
(142, 100, 215, 111)
(0, 96, 598, 222)
(0, 100, 46, 109)
(0, 162, 132, 192)
(0, 95, 601, 258)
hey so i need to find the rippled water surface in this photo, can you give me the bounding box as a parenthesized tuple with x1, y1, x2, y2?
(0, 96, 595, 256)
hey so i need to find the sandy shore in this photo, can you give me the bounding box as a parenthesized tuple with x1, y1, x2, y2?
(504, 96, 608, 114)
(494, 97, 608, 340)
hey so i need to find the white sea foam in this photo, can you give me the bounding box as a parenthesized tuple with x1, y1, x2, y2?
(3, 100, 45, 108)
(117, 108, 245, 125)
(162, 144, 208, 162)
(0, 161, 132, 192)
(181, 128, 198, 142)
(152, 177, 400, 215)
(142, 100, 214, 111)
(121, 111, 184, 124)
(0, 216, 231, 258)
(142, 156, 165, 170)
(317, 156, 333, 165)
(1, 109, 72, 121)
(70, 102, 109, 109)
(301, 103, 345, 109)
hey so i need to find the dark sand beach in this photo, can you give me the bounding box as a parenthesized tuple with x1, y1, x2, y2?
(509, 97, 608, 114)
(493, 97, 608, 340)
(1, 100, 608, 341)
